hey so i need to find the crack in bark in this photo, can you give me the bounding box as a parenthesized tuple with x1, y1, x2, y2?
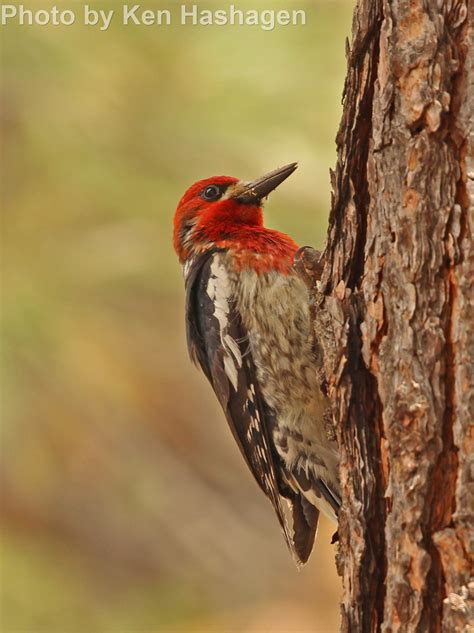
(319, 2, 388, 632)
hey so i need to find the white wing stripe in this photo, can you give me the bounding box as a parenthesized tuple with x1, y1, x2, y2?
(207, 256, 241, 391)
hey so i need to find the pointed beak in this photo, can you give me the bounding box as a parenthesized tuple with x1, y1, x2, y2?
(233, 162, 298, 204)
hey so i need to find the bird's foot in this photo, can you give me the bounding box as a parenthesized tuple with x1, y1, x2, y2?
(293, 246, 324, 288)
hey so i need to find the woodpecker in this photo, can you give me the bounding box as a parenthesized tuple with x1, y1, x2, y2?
(173, 163, 340, 565)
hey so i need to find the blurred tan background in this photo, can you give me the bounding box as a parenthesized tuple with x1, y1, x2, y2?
(1, 1, 352, 631)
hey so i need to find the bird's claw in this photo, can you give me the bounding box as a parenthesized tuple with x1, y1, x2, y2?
(293, 246, 324, 287)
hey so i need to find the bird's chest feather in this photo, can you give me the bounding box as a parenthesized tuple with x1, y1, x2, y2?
(233, 265, 318, 409)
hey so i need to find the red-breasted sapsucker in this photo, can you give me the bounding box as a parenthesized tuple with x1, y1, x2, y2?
(173, 163, 340, 565)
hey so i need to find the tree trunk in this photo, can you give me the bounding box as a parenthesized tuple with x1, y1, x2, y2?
(316, 1, 473, 631)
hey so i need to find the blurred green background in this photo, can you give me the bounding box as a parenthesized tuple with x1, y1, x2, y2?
(1, 1, 352, 631)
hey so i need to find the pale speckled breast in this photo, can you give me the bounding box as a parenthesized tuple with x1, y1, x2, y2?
(232, 262, 325, 416)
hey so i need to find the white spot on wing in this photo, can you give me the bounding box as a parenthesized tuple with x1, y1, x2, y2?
(223, 355, 238, 391)
(224, 334, 242, 367)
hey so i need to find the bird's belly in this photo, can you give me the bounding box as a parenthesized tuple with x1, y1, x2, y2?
(236, 266, 336, 442)
(236, 268, 321, 406)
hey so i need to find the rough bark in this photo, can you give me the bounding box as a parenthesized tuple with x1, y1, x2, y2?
(315, 1, 473, 631)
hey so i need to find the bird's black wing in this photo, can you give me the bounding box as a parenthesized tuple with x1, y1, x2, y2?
(184, 250, 318, 564)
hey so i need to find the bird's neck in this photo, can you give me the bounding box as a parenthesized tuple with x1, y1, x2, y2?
(212, 226, 299, 274)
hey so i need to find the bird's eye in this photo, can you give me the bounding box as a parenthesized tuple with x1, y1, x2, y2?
(202, 185, 221, 201)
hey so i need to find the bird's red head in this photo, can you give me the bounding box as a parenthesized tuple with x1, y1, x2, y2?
(173, 163, 298, 264)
